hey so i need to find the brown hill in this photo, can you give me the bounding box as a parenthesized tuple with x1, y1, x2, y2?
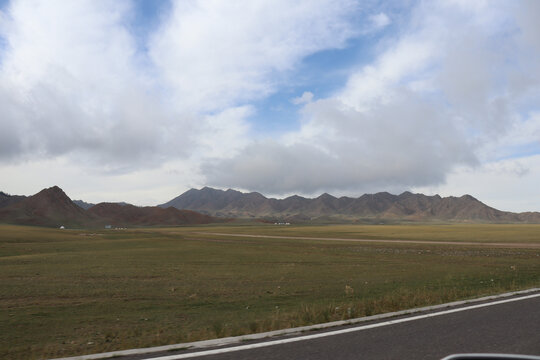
(0, 186, 220, 227)
(0, 186, 92, 227)
(87, 202, 216, 226)
(0, 191, 26, 208)
(160, 187, 540, 223)
(162, 187, 268, 217)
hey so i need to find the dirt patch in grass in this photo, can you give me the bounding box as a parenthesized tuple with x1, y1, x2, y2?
(191, 231, 540, 249)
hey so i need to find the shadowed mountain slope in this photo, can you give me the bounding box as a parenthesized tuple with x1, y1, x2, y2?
(0, 186, 93, 227)
(87, 202, 216, 226)
(160, 187, 540, 223)
(162, 187, 269, 217)
(3, 186, 539, 225)
(0, 191, 26, 208)
(0, 186, 220, 227)
(73, 199, 95, 210)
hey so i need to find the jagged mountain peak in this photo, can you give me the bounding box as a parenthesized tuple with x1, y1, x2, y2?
(284, 194, 307, 201)
(159, 186, 540, 223)
(34, 185, 71, 200)
(399, 191, 415, 197)
(225, 188, 241, 193)
(317, 193, 336, 199)
(0, 185, 89, 227)
(460, 194, 478, 201)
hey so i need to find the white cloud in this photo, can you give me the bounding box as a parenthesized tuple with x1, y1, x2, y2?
(0, 156, 204, 206)
(205, 0, 540, 210)
(413, 155, 540, 213)
(207, 90, 477, 195)
(337, 36, 435, 111)
(478, 112, 540, 162)
(2, 0, 134, 91)
(148, 0, 357, 113)
(369, 12, 390, 30)
(2, 0, 540, 212)
(291, 91, 314, 105)
(0, 0, 361, 202)
(0, 0, 164, 168)
(0, 0, 357, 166)
(195, 106, 253, 159)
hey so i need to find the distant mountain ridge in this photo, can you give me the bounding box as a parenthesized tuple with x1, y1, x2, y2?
(3, 186, 540, 226)
(160, 187, 540, 223)
(0, 186, 218, 227)
(73, 199, 95, 210)
(87, 202, 215, 226)
(0, 191, 27, 208)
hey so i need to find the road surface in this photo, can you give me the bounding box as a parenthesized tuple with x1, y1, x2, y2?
(117, 292, 540, 360)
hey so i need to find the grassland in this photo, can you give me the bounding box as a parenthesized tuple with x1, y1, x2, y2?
(1, 223, 539, 359)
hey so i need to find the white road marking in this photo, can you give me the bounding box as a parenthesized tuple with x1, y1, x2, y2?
(49, 288, 540, 360)
(147, 292, 540, 360)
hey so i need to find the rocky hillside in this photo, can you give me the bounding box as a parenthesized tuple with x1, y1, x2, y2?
(160, 187, 540, 223)
(87, 202, 216, 226)
(0, 186, 93, 227)
(3, 185, 539, 225)
(0, 186, 220, 227)
(73, 199, 95, 210)
(0, 191, 26, 208)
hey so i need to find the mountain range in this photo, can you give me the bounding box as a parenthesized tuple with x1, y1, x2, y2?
(0, 186, 217, 227)
(2, 186, 540, 227)
(159, 187, 540, 223)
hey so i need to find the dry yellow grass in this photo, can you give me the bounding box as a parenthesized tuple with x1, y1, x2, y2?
(1, 224, 539, 359)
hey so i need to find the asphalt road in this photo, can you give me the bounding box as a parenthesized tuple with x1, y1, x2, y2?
(134, 293, 540, 360)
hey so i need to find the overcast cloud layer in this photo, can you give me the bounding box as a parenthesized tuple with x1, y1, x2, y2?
(1, 0, 540, 211)
(205, 1, 540, 196)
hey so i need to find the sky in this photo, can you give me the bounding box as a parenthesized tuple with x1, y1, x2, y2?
(1, 0, 540, 212)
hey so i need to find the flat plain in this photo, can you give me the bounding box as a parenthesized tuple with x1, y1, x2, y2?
(1, 223, 539, 359)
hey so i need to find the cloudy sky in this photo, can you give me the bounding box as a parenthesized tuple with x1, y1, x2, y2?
(1, 0, 540, 211)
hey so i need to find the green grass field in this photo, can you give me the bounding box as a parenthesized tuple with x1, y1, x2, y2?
(1, 223, 539, 359)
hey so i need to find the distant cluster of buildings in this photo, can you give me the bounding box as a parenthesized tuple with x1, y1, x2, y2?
(59, 225, 127, 230)
(105, 225, 127, 230)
